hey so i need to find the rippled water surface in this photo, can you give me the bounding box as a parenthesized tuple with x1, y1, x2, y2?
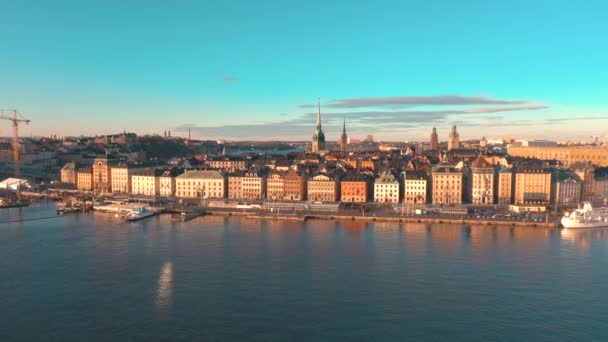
(1, 204, 608, 341)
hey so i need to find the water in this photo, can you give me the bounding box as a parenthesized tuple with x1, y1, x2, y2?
(1, 204, 608, 341)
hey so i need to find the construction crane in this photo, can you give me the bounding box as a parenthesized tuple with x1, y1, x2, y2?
(0, 109, 31, 177)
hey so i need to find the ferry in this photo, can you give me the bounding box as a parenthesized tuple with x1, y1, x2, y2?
(561, 202, 608, 229)
(125, 207, 156, 221)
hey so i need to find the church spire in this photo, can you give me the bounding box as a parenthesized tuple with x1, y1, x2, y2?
(316, 97, 321, 127)
(342, 118, 346, 134)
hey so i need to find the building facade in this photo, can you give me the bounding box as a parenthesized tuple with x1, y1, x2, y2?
(507, 145, 608, 167)
(76, 168, 93, 191)
(110, 165, 131, 194)
(159, 174, 176, 197)
(498, 168, 514, 205)
(266, 173, 285, 201)
(431, 157, 463, 205)
(284, 170, 306, 201)
(176, 170, 226, 199)
(374, 171, 399, 203)
(307, 174, 339, 202)
(341, 175, 369, 203)
(404, 171, 428, 205)
(469, 156, 494, 205)
(206, 157, 248, 171)
(514, 168, 553, 205)
(92, 156, 112, 193)
(555, 177, 581, 206)
(60, 162, 76, 184)
(131, 171, 160, 197)
(228, 172, 266, 200)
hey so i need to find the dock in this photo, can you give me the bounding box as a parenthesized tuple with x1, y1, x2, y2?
(172, 210, 207, 222)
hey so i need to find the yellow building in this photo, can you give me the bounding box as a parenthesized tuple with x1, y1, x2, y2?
(131, 170, 161, 197)
(431, 157, 462, 205)
(514, 168, 554, 205)
(307, 174, 339, 202)
(498, 168, 514, 205)
(76, 168, 93, 191)
(60, 162, 76, 184)
(92, 156, 115, 193)
(266, 173, 285, 201)
(404, 171, 427, 205)
(110, 165, 131, 194)
(507, 145, 608, 167)
(176, 170, 226, 199)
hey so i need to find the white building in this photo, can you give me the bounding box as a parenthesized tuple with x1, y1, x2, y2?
(159, 171, 178, 198)
(131, 171, 160, 197)
(469, 156, 495, 205)
(176, 170, 226, 199)
(374, 171, 399, 203)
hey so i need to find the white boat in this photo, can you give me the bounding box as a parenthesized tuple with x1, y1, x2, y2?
(125, 207, 155, 221)
(561, 202, 608, 228)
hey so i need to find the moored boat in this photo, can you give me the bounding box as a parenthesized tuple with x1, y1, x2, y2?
(561, 202, 608, 229)
(125, 207, 156, 221)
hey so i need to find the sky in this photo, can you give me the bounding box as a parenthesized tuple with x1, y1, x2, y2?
(0, 0, 607, 142)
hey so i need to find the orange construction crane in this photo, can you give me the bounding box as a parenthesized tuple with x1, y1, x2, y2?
(0, 109, 31, 177)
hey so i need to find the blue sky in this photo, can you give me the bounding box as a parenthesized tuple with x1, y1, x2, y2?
(0, 0, 607, 141)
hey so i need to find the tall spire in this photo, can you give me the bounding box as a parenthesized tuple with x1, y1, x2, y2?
(342, 118, 346, 134)
(316, 97, 321, 127)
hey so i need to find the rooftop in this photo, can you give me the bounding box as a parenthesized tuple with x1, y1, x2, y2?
(177, 170, 225, 179)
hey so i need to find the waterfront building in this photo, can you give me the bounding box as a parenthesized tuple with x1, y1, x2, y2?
(593, 178, 608, 204)
(284, 170, 306, 201)
(60, 162, 76, 184)
(555, 176, 581, 206)
(340, 119, 348, 152)
(448, 125, 460, 150)
(431, 156, 463, 205)
(571, 162, 595, 201)
(266, 172, 285, 201)
(175, 170, 226, 199)
(206, 157, 248, 171)
(110, 165, 131, 194)
(311, 98, 326, 153)
(76, 167, 93, 191)
(514, 167, 554, 205)
(159, 169, 180, 197)
(374, 171, 399, 203)
(507, 145, 608, 167)
(307, 174, 339, 202)
(404, 170, 428, 205)
(228, 172, 266, 200)
(92, 155, 114, 193)
(497, 168, 514, 205)
(429, 126, 439, 151)
(469, 156, 495, 205)
(341, 174, 369, 203)
(131, 170, 161, 197)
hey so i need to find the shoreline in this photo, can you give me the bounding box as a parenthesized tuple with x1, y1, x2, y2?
(204, 210, 559, 228)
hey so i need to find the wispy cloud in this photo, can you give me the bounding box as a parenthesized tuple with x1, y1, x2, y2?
(175, 93, 557, 140)
(323, 95, 533, 109)
(223, 76, 240, 82)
